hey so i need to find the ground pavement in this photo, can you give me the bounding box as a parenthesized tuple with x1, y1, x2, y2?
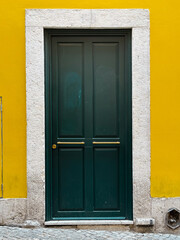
(0, 226, 179, 239)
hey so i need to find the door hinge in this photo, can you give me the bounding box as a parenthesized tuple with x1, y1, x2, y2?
(1, 184, 3, 192)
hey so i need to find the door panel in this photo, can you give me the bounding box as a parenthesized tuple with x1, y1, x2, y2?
(93, 43, 118, 138)
(46, 30, 132, 220)
(58, 148, 84, 211)
(58, 43, 84, 137)
(93, 147, 119, 210)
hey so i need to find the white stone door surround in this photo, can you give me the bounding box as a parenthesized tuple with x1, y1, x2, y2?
(25, 9, 150, 224)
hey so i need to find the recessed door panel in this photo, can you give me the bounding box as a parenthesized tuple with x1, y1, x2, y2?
(58, 43, 84, 137)
(93, 147, 119, 210)
(93, 43, 118, 138)
(58, 148, 84, 211)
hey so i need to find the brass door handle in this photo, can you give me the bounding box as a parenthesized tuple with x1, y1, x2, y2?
(52, 144, 57, 149)
(93, 141, 120, 144)
(57, 142, 85, 145)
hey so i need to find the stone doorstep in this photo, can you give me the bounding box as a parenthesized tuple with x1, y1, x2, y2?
(44, 220, 134, 226)
(44, 218, 155, 226)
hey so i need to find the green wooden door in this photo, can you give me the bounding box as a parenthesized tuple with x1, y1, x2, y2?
(45, 30, 132, 221)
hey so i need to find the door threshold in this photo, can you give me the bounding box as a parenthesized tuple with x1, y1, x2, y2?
(44, 220, 134, 226)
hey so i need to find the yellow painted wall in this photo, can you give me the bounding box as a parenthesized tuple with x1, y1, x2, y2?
(0, 0, 180, 198)
(0, 97, 2, 198)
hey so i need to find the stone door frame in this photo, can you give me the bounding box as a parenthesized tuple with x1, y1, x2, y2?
(25, 9, 150, 224)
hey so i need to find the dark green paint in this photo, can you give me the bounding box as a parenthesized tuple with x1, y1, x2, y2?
(58, 43, 83, 137)
(58, 148, 84, 211)
(94, 148, 119, 210)
(93, 43, 118, 137)
(45, 30, 132, 221)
